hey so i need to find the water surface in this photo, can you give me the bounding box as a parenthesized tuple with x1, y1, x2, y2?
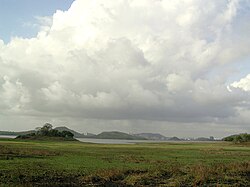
(77, 138, 166, 144)
(0, 135, 16, 139)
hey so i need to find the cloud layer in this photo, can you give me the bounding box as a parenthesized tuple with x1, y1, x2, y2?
(0, 0, 250, 136)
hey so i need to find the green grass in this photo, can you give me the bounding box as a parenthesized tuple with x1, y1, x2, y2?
(0, 139, 249, 186)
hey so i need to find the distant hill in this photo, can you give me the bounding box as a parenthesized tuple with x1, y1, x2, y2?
(0, 131, 17, 136)
(84, 132, 96, 137)
(168, 136, 181, 141)
(195, 137, 214, 141)
(0, 130, 35, 136)
(1, 127, 194, 141)
(134, 133, 168, 140)
(54, 126, 86, 138)
(0, 128, 146, 140)
(94, 131, 147, 140)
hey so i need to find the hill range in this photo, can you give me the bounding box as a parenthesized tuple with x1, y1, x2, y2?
(0, 126, 215, 141)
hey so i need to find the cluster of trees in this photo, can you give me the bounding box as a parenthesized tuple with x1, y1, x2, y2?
(35, 123, 74, 138)
(223, 133, 250, 143)
(16, 123, 74, 139)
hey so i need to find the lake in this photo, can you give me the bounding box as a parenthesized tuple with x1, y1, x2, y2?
(76, 138, 168, 144)
(0, 135, 16, 139)
(76, 138, 219, 144)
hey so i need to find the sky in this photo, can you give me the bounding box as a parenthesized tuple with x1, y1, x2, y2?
(0, 0, 74, 42)
(0, 0, 250, 138)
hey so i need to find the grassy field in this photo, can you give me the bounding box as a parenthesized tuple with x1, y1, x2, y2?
(0, 138, 249, 186)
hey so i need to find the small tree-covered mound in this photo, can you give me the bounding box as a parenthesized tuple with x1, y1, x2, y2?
(223, 133, 250, 143)
(16, 123, 76, 141)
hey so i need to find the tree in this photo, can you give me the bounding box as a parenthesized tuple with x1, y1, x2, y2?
(49, 129, 60, 137)
(241, 133, 250, 142)
(40, 123, 53, 136)
(234, 135, 243, 143)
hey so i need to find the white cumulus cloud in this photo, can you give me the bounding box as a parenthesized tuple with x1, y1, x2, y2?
(231, 74, 250, 91)
(0, 0, 250, 136)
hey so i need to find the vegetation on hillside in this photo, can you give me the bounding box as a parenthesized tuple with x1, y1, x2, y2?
(15, 123, 75, 141)
(223, 133, 250, 143)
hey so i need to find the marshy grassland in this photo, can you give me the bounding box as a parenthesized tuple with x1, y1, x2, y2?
(0, 138, 249, 186)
